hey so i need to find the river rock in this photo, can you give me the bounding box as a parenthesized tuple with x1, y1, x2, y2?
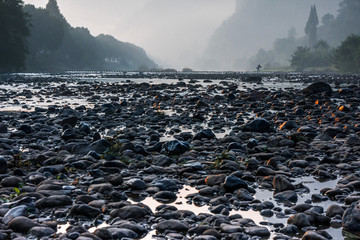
(0, 123, 7, 133)
(60, 116, 78, 127)
(153, 191, 177, 203)
(256, 166, 276, 176)
(302, 82, 332, 95)
(205, 174, 226, 186)
(193, 129, 216, 140)
(8, 216, 36, 233)
(224, 176, 248, 191)
(0, 156, 7, 174)
(107, 228, 138, 239)
(1, 176, 23, 187)
(111, 220, 147, 235)
(150, 179, 178, 191)
(244, 226, 270, 237)
(126, 179, 147, 190)
(193, 235, 218, 240)
(302, 231, 331, 240)
(287, 213, 310, 227)
(326, 204, 344, 218)
(273, 175, 295, 193)
(342, 200, 360, 233)
(110, 205, 151, 220)
(29, 226, 56, 238)
(220, 223, 242, 233)
(156, 220, 188, 232)
(165, 140, 190, 155)
(70, 204, 101, 218)
(242, 118, 271, 133)
(3, 205, 28, 224)
(274, 190, 298, 202)
(236, 189, 254, 201)
(94, 228, 113, 240)
(36, 195, 72, 208)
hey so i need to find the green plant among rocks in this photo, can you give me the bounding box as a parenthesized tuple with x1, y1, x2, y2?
(102, 140, 123, 158)
(207, 151, 231, 170)
(1, 183, 26, 203)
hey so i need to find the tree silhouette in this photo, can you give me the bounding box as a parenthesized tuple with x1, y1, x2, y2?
(305, 5, 319, 47)
(335, 34, 360, 72)
(46, 0, 68, 25)
(0, 0, 30, 72)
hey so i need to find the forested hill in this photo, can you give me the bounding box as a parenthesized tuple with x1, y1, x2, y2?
(24, 1, 157, 72)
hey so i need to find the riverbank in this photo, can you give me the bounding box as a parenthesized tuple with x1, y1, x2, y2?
(0, 73, 359, 240)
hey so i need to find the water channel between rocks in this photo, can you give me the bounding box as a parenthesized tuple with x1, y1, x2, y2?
(57, 175, 343, 239)
(2, 73, 359, 240)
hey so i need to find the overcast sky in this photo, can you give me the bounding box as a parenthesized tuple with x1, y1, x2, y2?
(23, 0, 236, 69)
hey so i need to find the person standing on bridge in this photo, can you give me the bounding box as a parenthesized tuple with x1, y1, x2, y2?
(256, 64, 262, 72)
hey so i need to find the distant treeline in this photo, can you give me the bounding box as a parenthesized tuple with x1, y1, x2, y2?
(250, 0, 360, 73)
(0, 0, 157, 73)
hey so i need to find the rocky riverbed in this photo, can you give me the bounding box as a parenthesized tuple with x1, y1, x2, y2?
(0, 73, 359, 240)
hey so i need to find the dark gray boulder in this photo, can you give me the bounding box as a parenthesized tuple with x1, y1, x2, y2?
(110, 205, 151, 220)
(29, 226, 55, 238)
(273, 175, 295, 193)
(274, 190, 298, 202)
(156, 220, 188, 232)
(153, 191, 177, 203)
(70, 204, 101, 218)
(342, 200, 360, 233)
(224, 176, 248, 191)
(302, 82, 332, 96)
(0, 156, 8, 174)
(287, 213, 310, 227)
(165, 140, 190, 155)
(242, 118, 271, 133)
(193, 129, 216, 140)
(36, 195, 72, 208)
(8, 216, 36, 233)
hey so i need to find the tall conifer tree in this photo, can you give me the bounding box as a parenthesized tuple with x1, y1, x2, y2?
(305, 5, 319, 47)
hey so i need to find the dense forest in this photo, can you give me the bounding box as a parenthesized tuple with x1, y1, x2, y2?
(0, 0, 156, 73)
(250, 0, 360, 72)
(200, 0, 341, 71)
(0, 0, 30, 72)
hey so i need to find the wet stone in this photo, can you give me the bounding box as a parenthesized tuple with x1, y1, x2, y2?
(302, 231, 331, 240)
(125, 179, 147, 190)
(274, 190, 298, 202)
(8, 216, 36, 233)
(3, 205, 28, 224)
(220, 223, 242, 233)
(29, 226, 55, 238)
(244, 226, 270, 237)
(224, 176, 248, 191)
(0, 156, 8, 174)
(107, 228, 138, 239)
(1, 176, 22, 187)
(156, 220, 188, 232)
(153, 191, 177, 203)
(110, 205, 151, 220)
(273, 175, 295, 193)
(70, 204, 101, 218)
(242, 118, 271, 133)
(165, 140, 190, 155)
(287, 213, 311, 227)
(36, 195, 72, 208)
(326, 204, 344, 218)
(205, 174, 226, 186)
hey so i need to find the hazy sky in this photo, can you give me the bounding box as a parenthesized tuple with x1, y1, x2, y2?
(23, 0, 236, 69)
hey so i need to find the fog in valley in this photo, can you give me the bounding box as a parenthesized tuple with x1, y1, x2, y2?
(21, 0, 357, 70)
